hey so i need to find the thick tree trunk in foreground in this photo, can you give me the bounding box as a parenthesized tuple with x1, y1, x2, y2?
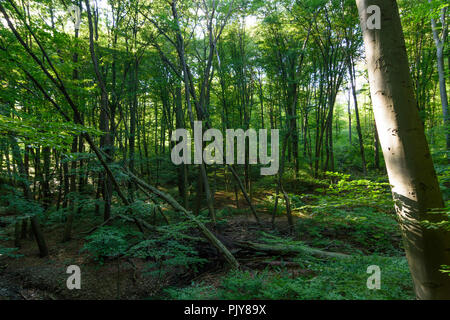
(356, 0, 450, 299)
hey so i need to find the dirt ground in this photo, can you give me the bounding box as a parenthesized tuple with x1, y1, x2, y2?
(0, 225, 166, 300)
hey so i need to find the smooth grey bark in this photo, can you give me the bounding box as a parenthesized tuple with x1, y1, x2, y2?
(356, 0, 450, 299)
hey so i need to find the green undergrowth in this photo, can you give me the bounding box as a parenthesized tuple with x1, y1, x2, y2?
(259, 171, 403, 255)
(164, 254, 414, 300)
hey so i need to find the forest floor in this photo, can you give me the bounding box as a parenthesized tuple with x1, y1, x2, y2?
(0, 171, 417, 300)
(1, 210, 282, 300)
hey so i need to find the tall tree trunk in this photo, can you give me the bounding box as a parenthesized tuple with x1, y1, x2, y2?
(63, 17, 81, 240)
(348, 86, 352, 144)
(85, 0, 113, 221)
(41, 146, 51, 209)
(128, 59, 138, 201)
(429, 1, 449, 155)
(357, 0, 450, 299)
(373, 120, 380, 170)
(171, 1, 216, 224)
(348, 56, 367, 175)
(174, 84, 188, 208)
(62, 136, 78, 241)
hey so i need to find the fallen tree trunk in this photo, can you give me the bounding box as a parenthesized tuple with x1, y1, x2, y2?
(234, 241, 350, 260)
(125, 170, 239, 269)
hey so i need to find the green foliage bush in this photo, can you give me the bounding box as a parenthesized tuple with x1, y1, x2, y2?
(82, 216, 208, 277)
(127, 220, 209, 277)
(82, 225, 137, 263)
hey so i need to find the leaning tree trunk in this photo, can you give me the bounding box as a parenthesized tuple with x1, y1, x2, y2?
(356, 0, 450, 299)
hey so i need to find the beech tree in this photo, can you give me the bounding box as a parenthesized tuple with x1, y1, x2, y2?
(356, 0, 450, 299)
